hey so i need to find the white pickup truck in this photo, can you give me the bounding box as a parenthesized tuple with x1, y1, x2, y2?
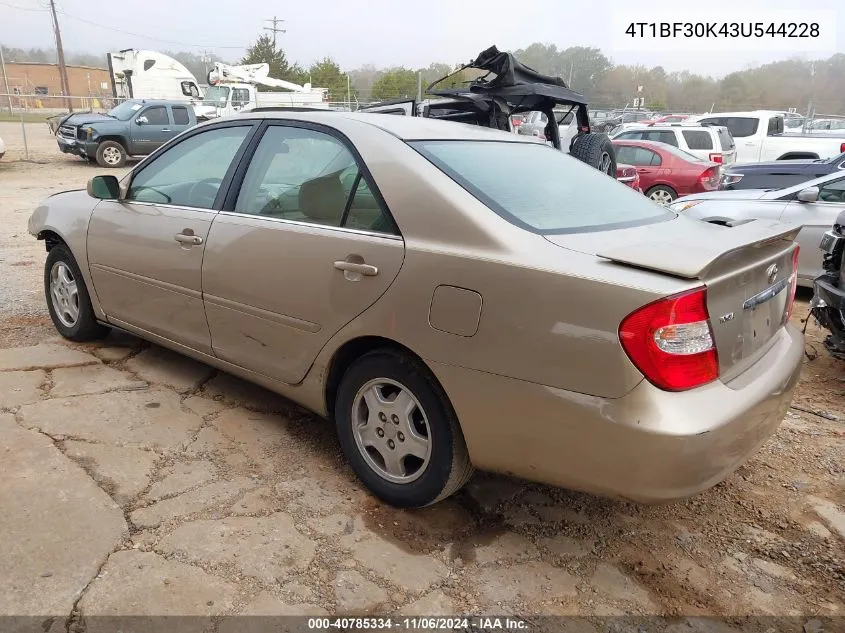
(692, 110, 845, 163)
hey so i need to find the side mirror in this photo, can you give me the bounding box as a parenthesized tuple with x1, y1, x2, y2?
(135, 116, 148, 125)
(87, 175, 121, 200)
(797, 186, 820, 203)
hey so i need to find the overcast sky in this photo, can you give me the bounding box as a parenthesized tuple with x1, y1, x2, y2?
(2, 0, 842, 76)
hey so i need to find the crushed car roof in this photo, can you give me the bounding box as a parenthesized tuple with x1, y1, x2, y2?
(428, 45, 589, 112)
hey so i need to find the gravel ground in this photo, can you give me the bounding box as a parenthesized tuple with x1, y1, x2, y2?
(0, 121, 843, 626)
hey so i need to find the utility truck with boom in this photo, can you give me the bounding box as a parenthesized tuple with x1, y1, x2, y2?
(197, 62, 329, 120)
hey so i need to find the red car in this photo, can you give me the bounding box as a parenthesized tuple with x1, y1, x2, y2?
(644, 114, 690, 126)
(615, 163, 641, 192)
(611, 139, 720, 205)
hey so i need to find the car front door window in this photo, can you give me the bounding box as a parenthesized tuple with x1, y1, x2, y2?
(127, 126, 252, 208)
(141, 106, 169, 125)
(818, 177, 845, 203)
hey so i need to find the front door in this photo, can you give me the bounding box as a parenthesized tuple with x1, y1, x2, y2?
(130, 105, 174, 155)
(201, 122, 405, 384)
(87, 123, 254, 353)
(779, 175, 845, 282)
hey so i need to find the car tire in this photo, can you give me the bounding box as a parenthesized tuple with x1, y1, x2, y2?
(334, 349, 474, 508)
(44, 244, 110, 342)
(570, 133, 617, 176)
(95, 140, 127, 168)
(645, 185, 677, 206)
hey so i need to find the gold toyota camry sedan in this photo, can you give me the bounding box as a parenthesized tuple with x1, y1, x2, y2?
(29, 111, 804, 508)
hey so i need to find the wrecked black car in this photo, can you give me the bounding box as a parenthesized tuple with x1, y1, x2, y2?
(811, 209, 845, 360)
(361, 46, 617, 176)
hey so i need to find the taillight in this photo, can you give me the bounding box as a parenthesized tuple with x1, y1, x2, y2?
(784, 245, 800, 324)
(619, 287, 719, 392)
(840, 142, 845, 153)
(698, 166, 720, 190)
(633, 172, 641, 190)
(709, 153, 723, 163)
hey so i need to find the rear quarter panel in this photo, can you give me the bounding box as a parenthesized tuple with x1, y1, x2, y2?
(28, 190, 105, 319)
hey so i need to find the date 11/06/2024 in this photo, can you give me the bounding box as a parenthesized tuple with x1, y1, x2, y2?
(307, 617, 529, 630)
(625, 22, 820, 38)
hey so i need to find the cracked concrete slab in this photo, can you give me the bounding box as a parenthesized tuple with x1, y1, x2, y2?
(472, 561, 578, 606)
(130, 477, 256, 528)
(17, 389, 204, 449)
(0, 369, 45, 408)
(63, 441, 159, 506)
(0, 414, 127, 616)
(158, 513, 317, 582)
(0, 343, 98, 371)
(340, 532, 449, 594)
(78, 550, 236, 632)
(214, 409, 294, 460)
(145, 460, 216, 502)
(334, 570, 388, 613)
(125, 346, 216, 394)
(49, 364, 147, 397)
(219, 591, 328, 633)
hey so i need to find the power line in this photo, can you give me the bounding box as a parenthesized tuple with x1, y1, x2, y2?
(0, 0, 48, 11)
(55, 11, 246, 49)
(264, 16, 286, 50)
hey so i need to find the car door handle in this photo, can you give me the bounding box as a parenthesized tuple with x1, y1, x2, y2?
(333, 261, 378, 276)
(175, 233, 203, 245)
(161, 128, 172, 132)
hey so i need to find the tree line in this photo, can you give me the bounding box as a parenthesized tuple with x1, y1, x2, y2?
(4, 40, 844, 114)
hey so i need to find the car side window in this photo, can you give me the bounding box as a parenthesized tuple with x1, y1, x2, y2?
(234, 125, 394, 233)
(614, 146, 659, 166)
(818, 178, 845, 203)
(172, 106, 190, 126)
(645, 131, 678, 147)
(682, 130, 713, 150)
(141, 106, 169, 125)
(617, 131, 645, 141)
(127, 125, 251, 208)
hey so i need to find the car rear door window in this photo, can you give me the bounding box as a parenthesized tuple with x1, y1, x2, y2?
(682, 130, 714, 150)
(234, 125, 395, 233)
(412, 140, 672, 234)
(642, 130, 678, 147)
(616, 131, 646, 141)
(172, 106, 190, 126)
(127, 125, 251, 208)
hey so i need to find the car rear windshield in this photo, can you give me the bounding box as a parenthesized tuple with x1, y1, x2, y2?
(715, 127, 735, 151)
(410, 140, 674, 234)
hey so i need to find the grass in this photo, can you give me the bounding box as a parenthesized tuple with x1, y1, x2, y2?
(0, 112, 54, 123)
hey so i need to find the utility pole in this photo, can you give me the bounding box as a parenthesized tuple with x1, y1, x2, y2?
(417, 71, 422, 102)
(264, 16, 286, 51)
(48, 0, 72, 111)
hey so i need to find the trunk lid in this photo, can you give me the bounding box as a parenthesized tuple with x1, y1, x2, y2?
(545, 216, 800, 381)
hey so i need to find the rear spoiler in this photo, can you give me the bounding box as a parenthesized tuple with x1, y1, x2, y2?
(597, 219, 801, 279)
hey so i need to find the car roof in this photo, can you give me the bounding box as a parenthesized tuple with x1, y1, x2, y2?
(229, 110, 544, 143)
(616, 124, 718, 133)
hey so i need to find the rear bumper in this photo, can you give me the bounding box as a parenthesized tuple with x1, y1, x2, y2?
(431, 324, 803, 503)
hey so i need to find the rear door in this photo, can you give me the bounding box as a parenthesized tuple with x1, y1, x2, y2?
(201, 121, 405, 384)
(169, 105, 193, 136)
(613, 144, 662, 190)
